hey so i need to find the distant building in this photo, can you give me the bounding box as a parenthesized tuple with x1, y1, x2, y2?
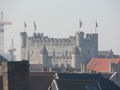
(0, 55, 7, 90)
(87, 58, 120, 73)
(0, 55, 7, 67)
(2, 61, 29, 90)
(2, 53, 16, 61)
(21, 31, 98, 72)
(97, 49, 120, 58)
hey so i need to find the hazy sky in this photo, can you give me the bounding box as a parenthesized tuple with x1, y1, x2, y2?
(0, 0, 120, 60)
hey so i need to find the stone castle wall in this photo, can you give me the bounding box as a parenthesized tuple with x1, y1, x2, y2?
(20, 31, 98, 69)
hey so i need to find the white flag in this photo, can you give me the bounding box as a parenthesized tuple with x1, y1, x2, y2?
(34, 21, 37, 31)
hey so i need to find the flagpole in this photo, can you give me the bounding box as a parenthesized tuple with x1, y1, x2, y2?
(24, 21, 27, 32)
(34, 21, 35, 33)
(95, 21, 98, 34)
(79, 19, 82, 32)
(34, 21, 37, 33)
(79, 19, 80, 32)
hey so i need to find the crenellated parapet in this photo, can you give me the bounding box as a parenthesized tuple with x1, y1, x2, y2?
(25, 33, 76, 47)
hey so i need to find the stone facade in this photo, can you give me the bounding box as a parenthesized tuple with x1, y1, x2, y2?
(21, 31, 98, 69)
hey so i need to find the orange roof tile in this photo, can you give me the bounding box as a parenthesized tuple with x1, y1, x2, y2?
(87, 58, 120, 73)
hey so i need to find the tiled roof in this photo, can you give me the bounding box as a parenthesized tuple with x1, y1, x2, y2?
(56, 79, 100, 90)
(0, 72, 55, 90)
(56, 73, 120, 90)
(57, 73, 112, 80)
(87, 58, 120, 73)
(29, 72, 55, 90)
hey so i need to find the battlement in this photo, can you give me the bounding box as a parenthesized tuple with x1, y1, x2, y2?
(85, 33, 98, 41)
(24, 32, 76, 47)
(30, 33, 75, 42)
(21, 32, 98, 47)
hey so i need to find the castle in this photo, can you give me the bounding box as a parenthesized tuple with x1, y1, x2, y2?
(21, 31, 98, 71)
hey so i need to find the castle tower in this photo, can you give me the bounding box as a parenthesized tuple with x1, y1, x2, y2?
(20, 32, 27, 60)
(89, 33, 98, 58)
(92, 33, 98, 57)
(75, 31, 84, 47)
(40, 46, 49, 67)
(71, 46, 81, 68)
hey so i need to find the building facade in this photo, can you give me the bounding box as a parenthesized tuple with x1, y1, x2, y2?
(2, 61, 29, 90)
(21, 31, 98, 70)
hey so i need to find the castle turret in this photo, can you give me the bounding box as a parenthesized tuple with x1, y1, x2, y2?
(20, 32, 27, 48)
(20, 32, 28, 60)
(90, 33, 98, 58)
(71, 46, 81, 68)
(40, 46, 49, 67)
(75, 31, 84, 47)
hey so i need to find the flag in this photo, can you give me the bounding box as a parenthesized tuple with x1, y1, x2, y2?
(34, 21, 37, 31)
(24, 22, 27, 28)
(79, 19, 83, 28)
(96, 22, 98, 28)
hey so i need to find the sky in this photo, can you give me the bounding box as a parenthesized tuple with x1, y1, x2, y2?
(0, 0, 120, 60)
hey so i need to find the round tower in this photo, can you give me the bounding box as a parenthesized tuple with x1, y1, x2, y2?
(20, 32, 27, 60)
(71, 46, 80, 68)
(40, 46, 49, 68)
(20, 32, 27, 48)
